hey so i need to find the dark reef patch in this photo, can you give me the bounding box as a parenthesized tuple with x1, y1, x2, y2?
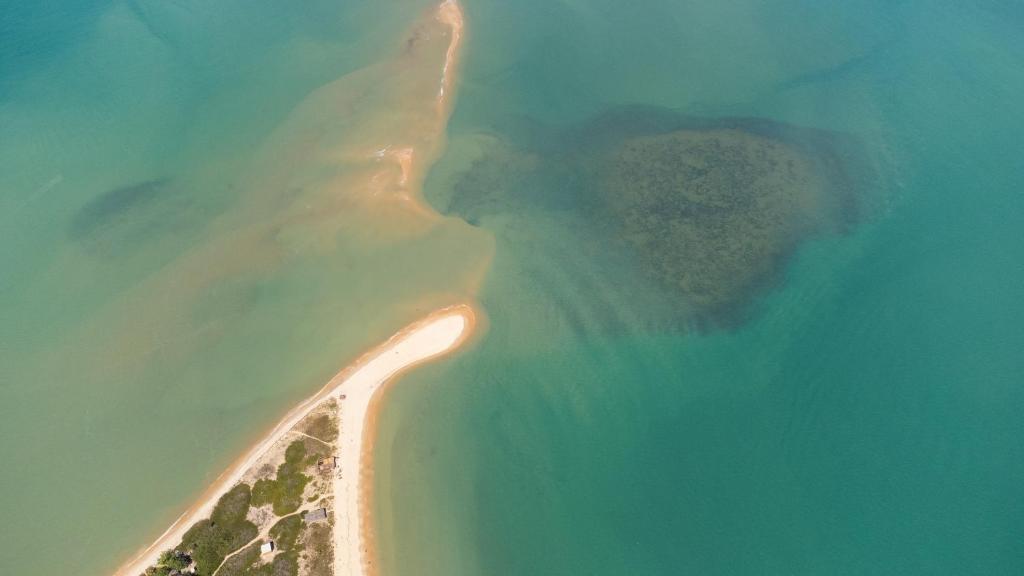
(67, 177, 201, 257)
(69, 178, 172, 239)
(437, 106, 882, 330)
(594, 128, 826, 324)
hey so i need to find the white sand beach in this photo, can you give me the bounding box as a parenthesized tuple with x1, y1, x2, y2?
(332, 307, 474, 576)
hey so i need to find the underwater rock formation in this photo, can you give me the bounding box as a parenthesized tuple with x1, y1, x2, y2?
(435, 107, 875, 329)
(596, 127, 832, 322)
(69, 178, 173, 239)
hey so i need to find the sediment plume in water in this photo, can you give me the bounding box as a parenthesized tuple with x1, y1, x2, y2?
(10, 5, 491, 574)
(52, 0, 490, 378)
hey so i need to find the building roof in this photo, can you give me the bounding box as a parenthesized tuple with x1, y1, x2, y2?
(260, 541, 275, 554)
(304, 508, 329, 522)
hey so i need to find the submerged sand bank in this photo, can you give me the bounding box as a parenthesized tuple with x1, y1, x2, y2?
(113, 2, 477, 574)
(113, 305, 476, 576)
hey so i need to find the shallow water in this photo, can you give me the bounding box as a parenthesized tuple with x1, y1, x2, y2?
(375, 1, 1024, 575)
(2, 1, 1023, 575)
(0, 1, 488, 573)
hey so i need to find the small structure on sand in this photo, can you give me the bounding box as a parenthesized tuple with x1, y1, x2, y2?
(304, 508, 329, 523)
(260, 541, 275, 555)
(317, 456, 338, 474)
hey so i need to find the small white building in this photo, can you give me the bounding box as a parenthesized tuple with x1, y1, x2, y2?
(260, 541, 275, 555)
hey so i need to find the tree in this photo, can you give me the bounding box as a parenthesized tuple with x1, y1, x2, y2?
(157, 549, 191, 570)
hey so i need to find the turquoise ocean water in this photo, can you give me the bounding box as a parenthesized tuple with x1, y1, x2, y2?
(2, 1, 1023, 575)
(378, 1, 1024, 575)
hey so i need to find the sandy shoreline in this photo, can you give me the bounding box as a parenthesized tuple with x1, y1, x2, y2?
(113, 305, 477, 576)
(333, 306, 475, 576)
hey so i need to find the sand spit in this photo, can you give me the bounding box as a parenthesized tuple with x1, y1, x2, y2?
(436, 0, 465, 107)
(333, 307, 474, 576)
(113, 305, 476, 576)
(113, 2, 478, 574)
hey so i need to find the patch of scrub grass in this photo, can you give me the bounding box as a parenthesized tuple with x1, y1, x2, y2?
(217, 543, 299, 576)
(300, 413, 338, 443)
(213, 515, 306, 576)
(177, 484, 259, 574)
(304, 522, 334, 576)
(301, 437, 333, 467)
(216, 542, 261, 576)
(251, 441, 311, 515)
(269, 515, 303, 552)
(265, 553, 299, 576)
(224, 548, 299, 576)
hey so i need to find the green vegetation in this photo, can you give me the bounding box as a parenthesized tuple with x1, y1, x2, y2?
(300, 412, 338, 444)
(143, 417, 335, 576)
(304, 522, 334, 576)
(215, 542, 261, 576)
(301, 437, 332, 468)
(217, 516, 304, 576)
(251, 441, 311, 515)
(177, 484, 259, 575)
(157, 549, 191, 570)
(270, 515, 303, 551)
(247, 553, 298, 576)
(144, 549, 191, 575)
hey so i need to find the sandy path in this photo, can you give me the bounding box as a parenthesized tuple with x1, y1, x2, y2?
(113, 305, 476, 576)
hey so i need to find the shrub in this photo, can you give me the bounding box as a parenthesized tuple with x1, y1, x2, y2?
(301, 413, 338, 443)
(215, 542, 260, 576)
(269, 515, 303, 552)
(177, 484, 258, 574)
(158, 549, 190, 570)
(250, 441, 311, 515)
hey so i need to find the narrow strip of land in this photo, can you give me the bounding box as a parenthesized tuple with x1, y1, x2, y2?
(116, 3, 473, 574)
(333, 307, 473, 576)
(113, 305, 476, 576)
